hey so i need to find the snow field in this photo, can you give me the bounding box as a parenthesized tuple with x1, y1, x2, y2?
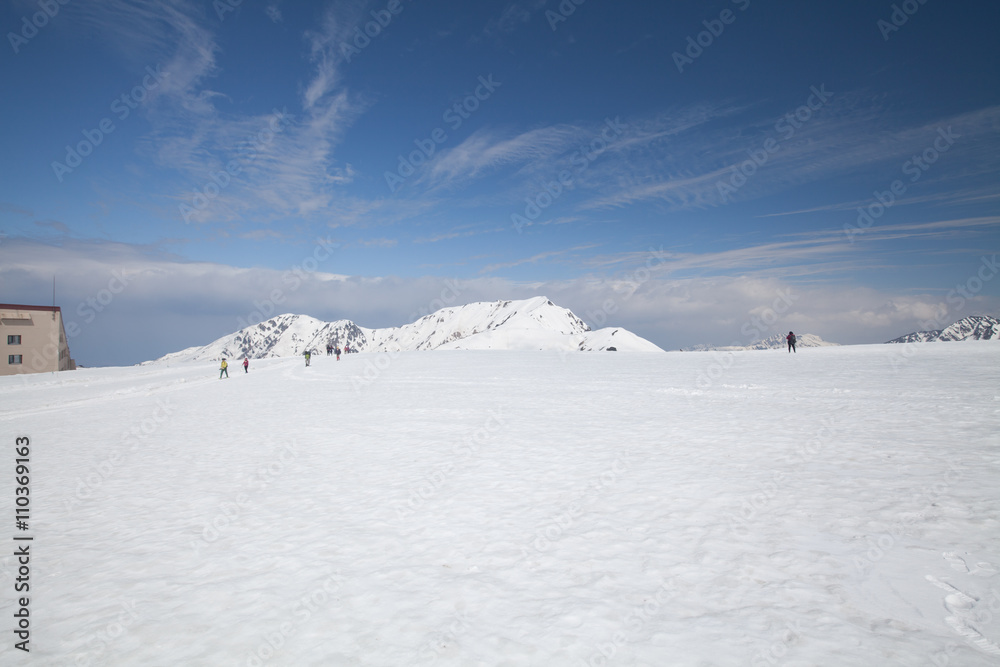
(0, 342, 998, 665)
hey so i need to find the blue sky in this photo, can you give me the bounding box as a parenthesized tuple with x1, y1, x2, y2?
(1, 0, 998, 365)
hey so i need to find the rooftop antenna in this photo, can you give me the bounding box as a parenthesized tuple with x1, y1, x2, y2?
(52, 275, 56, 307)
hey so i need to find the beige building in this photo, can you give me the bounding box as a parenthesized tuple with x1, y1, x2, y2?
(1, 304, 77, 376)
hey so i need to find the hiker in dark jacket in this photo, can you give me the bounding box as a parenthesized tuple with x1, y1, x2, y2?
(786, 331, 797, 353)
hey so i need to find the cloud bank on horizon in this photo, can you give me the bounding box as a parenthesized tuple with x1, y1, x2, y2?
(1, 0, 998, 365)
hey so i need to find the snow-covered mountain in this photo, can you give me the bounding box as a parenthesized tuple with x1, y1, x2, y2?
(886, 315, 1000, 344)
(150, 297, 663, 363)
(685, 332, 839, 351)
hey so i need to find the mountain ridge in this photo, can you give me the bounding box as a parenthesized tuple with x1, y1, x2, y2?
(885, 315, 999, 343)
(148, 297, 663, 363)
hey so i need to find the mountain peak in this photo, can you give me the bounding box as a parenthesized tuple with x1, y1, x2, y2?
(148, 297, 661, 363)
(886, 315, 1000, 343)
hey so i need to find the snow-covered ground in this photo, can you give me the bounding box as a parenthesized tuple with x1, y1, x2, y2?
(2, 342, 999, 666)
(686, 332, 838, 352)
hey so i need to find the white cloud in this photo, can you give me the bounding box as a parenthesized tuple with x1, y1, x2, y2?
(480, 244, 601, 274)
(354, 237, 398, 248)
(4, 238, 995, 366)
(413, 224, 507, 244)
(64, 0, 368, 228)
(573, 101, 1000, 214)
(479, 0, 547, 42)
(421, 125, 583, 190)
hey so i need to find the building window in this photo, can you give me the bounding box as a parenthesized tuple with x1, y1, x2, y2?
(7, 335, 21, 345)
(8, 355, 22, 365)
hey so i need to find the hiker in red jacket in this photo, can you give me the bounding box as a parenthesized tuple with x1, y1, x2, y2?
(243, 357, 249, 373)
(786, 331, 797, 353)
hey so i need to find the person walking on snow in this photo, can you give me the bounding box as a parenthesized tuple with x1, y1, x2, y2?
(304, 349, 311, 367)
(243, 357, 249, 373)
(786, 331, 797, 353)
(335, 346, 341, 361)
(220, 358, 229, 378)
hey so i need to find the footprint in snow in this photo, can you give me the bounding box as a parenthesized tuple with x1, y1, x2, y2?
(943, 551, 998, 576)
(926, 573, 1000, 657)
(944, 551, 970, 572)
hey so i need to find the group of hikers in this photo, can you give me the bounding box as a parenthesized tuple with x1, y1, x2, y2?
(222, 333, 799, 376)
(325, 343, 353, 358)
(219, 356, 249, 378)
(220, 340, 357, 375)
(307, 342, 355, 366)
